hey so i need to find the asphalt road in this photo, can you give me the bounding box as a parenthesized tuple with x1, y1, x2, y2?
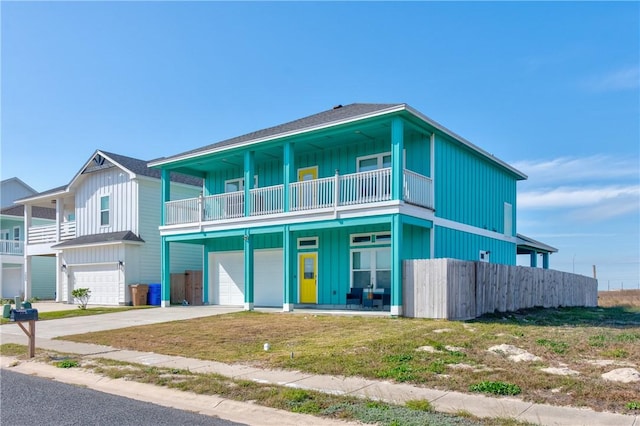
(1, 369, 247, 426)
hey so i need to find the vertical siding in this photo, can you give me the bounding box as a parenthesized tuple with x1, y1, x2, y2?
(402, 225, 430, 259)
(75, 168, 137, 236)
(434, 225, 516, 265)
(434, 134, 517, 234)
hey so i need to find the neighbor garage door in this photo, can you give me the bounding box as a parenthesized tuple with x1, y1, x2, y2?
(209, 249, 283, 307)
(70, 264, 120, 305)
(1, 268, 22, 299)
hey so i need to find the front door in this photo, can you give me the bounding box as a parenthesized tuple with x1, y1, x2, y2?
(299, 252, 317, 303)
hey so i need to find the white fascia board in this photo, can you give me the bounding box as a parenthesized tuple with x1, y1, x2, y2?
(148, 105, 408, 168)
(57, 240, 145, 250)
(68, 150, 137, 190)
(15, 189, 69, 205)
(403, 105, 528, 180)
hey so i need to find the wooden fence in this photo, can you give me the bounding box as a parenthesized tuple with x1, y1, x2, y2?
(403, 259, 598, 319)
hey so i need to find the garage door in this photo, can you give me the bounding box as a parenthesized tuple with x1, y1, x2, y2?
(209, 249, 283, 307)
(2, 268, 22, 299)
(70, 264, 120, 305)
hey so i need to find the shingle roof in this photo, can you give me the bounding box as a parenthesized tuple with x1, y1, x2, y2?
(51, 230, 145, 249)
(0, 204, 56, 220)
(155, 103, 403, 162)
(99, 151, 202, 186)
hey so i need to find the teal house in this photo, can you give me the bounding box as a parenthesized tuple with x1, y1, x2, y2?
(150, 103, 531, 315)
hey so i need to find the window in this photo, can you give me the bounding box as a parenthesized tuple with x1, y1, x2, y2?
(297, 237, 318, 250)
(351, 247, 392, 289)
(351, 232, 392, 246)
(504, 203, 513, 236)
(357, 153, 392, 172)
(13, 227, 20, 248)
(225, 176, 258, 193)
(100, 195, 110, 226)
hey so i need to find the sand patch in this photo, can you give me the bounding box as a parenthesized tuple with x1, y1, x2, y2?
(488, 344, 542, 362)
(601, 368, 640, 383)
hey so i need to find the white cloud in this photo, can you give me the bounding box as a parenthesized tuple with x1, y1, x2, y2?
(512, 155, 639, 185)
(518, 185, 640, 209)
(582, 65, 640, 92)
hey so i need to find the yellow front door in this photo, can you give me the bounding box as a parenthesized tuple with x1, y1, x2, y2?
(299, 253, 317, 303)
(297, 167, 318, 209)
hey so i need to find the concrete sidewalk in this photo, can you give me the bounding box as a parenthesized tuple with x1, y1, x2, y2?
(1, 306, 638, 426)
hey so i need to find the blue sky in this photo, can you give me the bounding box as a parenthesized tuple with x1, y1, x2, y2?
(2, 2, 638, 290)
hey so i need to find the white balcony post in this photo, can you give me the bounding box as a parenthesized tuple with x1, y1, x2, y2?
(333, 170, 339, 213)
(198, 192, 204, 224)
(55, 197, 62, 242)
(24, 205, 32, 244)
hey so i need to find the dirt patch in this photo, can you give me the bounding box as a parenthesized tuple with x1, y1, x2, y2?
(601, 368, 640, 383)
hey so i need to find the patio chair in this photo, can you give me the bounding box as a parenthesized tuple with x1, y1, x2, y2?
(346, 287, 363, 308)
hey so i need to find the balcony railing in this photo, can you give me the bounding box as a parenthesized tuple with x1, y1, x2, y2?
(27, 221, 76, 244)
(0, 240, 23, 255)
(164, 168, 433, 226)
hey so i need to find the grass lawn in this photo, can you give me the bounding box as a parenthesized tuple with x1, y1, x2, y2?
(59, 304, 640, 414)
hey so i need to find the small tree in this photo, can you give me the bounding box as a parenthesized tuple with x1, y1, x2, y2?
(71, 288, 91, 310)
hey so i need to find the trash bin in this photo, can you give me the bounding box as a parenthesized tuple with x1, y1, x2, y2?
(147, 283, 161, 306)
(2, 304, 11, 319)
(21, 301, 32, 309)
(130, 284, 149, 306)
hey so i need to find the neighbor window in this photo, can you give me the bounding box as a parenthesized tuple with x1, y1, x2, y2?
(100, 195, 110, 226)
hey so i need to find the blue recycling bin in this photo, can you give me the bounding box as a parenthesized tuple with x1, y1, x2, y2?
(147, 283, 161, 306)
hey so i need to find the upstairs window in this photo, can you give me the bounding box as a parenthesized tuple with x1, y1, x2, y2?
(100, 195, 110, 226)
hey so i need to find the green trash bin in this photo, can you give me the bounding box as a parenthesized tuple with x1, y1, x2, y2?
(2, 304, 12, 319)
(21, 301, 32, 309)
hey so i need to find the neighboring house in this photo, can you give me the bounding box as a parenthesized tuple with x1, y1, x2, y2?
(0, 178, 56, 300)
(17, 150, 203, 305)
(150, 103, 555, 315)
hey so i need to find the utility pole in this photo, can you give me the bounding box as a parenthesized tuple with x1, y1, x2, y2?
(592, 265, 597, 279)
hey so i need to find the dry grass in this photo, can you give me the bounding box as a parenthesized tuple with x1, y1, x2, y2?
(598, 289, 640, 308)
(60, 305, 640, 414)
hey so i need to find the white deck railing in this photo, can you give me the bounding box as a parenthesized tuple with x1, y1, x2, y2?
(251, 185, 284, 216)
(164, 169, 433, 226)
(403, 169, 433, 208)
(290, 176, 335, 211)
(27, 221, 76, 244)
(0, 240, 23, 255)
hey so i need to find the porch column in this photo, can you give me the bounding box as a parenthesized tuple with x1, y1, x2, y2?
(161, 237, 170, 307)
(283, 142, 295, 213)
(391, 117, 404, 201)
(244, 230, 254, 310)
(282, 225, 294, 311)
(161, 169, 171, 226)
(391, 214, 403, 316)
(530, 250, 538, 268)
(244, 151, 255, 217)
(23, 255, 32, 300)
(24, 205, 32, 244)
(55, 253, 64, 302)
(542, 253, 549, 269)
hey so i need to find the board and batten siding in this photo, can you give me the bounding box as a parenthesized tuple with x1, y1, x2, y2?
(434, 133, 517, 235)
(434, 225, 516, 265)
(138, 179, 202, 280)
(74, 168, 139, 236)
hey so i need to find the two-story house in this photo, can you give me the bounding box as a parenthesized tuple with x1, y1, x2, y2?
(150, 103, 541, 315)
(17, 151, 203, 305)
(1, 178, 56, 299)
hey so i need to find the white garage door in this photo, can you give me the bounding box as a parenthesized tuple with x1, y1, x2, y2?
(2, 268, 22, 299)
(70, 264, 120, 306)
(209, 249, 283, 307)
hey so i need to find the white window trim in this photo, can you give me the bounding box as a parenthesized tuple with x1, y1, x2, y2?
(100, 194, 110, 227)
(356, 150, 406, 172)
(297, 237, 318, 250)
(504, 202, 513, 237)
(350, 232, 392, 246)
(225, 175, 258, 193)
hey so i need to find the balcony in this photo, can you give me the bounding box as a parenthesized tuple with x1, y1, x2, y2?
(27, 221, 76, 244)
(164, 169, 433, 226)
(0, 240, 24, 256)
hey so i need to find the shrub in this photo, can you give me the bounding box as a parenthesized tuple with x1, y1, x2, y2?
(71, 288, 91, 309)
(56, 359, 79, 368)
(405, 399, 433, 412)
(469, 381, 521, 396)
(626, 401, 640, 410)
